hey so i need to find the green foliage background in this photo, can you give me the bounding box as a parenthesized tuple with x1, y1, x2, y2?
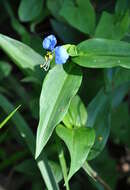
(0, 0, 130, 190)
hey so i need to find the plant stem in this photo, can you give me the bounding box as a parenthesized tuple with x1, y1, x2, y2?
(59, 149, 70, 190)
(83, 162, 112, 190)
(37, 153, 59, 190)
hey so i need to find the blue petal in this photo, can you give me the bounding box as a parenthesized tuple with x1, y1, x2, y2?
(55, 46, 69, 64)
(42, 35, 57, 51)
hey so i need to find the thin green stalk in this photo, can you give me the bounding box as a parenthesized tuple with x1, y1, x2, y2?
(37, 153, 59, 190)
(59, 149, 70, 190)
(0, 105, 21, 129)
(83, 162, 112, 190)
(83, 161, 97, 180)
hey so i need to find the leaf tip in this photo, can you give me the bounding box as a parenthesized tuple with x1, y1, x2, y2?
(35, 142, 42, 159)
(35, 149, 40, 160)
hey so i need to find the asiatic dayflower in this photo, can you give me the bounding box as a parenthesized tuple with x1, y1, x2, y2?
(41, 34, 69, 71)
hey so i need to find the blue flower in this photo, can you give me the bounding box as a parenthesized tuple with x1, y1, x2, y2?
(42, 35, 57, 51)
(55, 46, 69, 64)
(42, 35, 69, 67)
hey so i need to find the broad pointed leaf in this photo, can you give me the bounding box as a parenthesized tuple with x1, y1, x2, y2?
(18, 0, 44, 22)
(87, 89, 111, 160)
(95, 11, 130, 40)
(56, 124, 95, 180)
(0, 34, 44, 81)
(72, 38, 130, 68)
(59, 0, 95, 35)
(35, 64, 82, 158)
(47, 0, 63, 21)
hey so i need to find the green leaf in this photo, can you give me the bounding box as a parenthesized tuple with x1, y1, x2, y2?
(18, 0, 44, 22)
(16, 159, 61, 184)
(0, 94, 59, 190)
(112, 81, 130, 108)
(115, 0, 130, 15)
(59, 0, 95, 35)
(72, 38, 130, 68)
(88, 105, 111, 160)
(56, 124, 95, 180)
(49, 161, 63, 183)
(0, 94, 35, 153)
(0, 105, 21, 129)
(0, 34, 44, 82)
(104, 68, 130, 107)
(3, 1, 30, 44)
(111, 103, 130, 147)
(63, 95, 87, 128)
(47, 0, 63, 21)
(35, 64, 82, 158)
(0, 61, 12, 80)
(112, 68, 130, 87)
(7, 76, 30, 106)
(87, 89, 108, 127)
(29, 98, 39, 119)
(37, 154, 60, 190)
(95, 11, 130, 40)
(87, 89, 111, 160)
